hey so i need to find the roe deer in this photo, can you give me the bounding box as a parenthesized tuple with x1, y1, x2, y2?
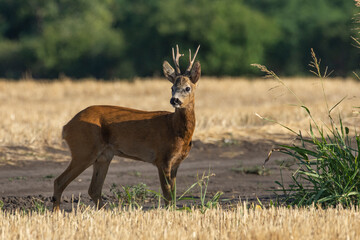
(52, 45, 201, 210)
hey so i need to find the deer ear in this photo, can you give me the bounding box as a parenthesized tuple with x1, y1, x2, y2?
(190, 61, 201, 84)
(163, 61, 176, 83)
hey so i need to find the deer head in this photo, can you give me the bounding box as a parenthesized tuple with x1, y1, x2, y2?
(163, 45, 201, 108)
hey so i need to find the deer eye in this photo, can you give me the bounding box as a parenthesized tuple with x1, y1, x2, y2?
(185, 87, 191, 92)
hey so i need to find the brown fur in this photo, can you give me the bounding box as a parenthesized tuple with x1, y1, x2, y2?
(52, 50, 201, 210)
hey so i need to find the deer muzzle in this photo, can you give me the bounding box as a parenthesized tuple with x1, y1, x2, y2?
(170, 97, 182, 108)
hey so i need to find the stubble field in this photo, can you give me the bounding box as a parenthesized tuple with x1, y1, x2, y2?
(0, 77, 359, 239)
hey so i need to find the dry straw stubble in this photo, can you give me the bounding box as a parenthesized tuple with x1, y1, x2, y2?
(1, 205, 360, 240)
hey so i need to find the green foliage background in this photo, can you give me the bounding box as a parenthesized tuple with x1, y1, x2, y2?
(0, 0, 358, 79)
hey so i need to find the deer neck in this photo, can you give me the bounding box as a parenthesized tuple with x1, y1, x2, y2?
(172, 102, 195, 142)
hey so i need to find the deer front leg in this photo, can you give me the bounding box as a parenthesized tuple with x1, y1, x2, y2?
(157, 165, 179, 206)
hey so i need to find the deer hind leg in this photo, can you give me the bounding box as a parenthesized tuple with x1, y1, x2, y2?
(52, 148, 100, 211)
(52, 161, 92, 211)
(88, 148, 114, 209)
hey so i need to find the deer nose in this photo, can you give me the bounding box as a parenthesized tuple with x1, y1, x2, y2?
(170, 98, 182, 105)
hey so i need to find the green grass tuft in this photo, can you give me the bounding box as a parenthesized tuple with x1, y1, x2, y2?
(254, 49, 360, 208)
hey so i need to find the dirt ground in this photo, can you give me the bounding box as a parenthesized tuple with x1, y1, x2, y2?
(5, 78, 353, 212)
(0, 137, 294, 212)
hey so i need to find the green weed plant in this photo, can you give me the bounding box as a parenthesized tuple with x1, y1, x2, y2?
(253, 49, 360, 208)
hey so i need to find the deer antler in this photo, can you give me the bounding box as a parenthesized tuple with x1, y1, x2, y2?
(172, 45, 184, 75)
(185, 45, 200, 75)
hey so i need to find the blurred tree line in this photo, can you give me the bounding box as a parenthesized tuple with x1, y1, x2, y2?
(0, 0, 358, 79)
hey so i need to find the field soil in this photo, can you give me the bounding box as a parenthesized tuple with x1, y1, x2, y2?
(0, 138, 292, 211)
(1, 78, 358, 212)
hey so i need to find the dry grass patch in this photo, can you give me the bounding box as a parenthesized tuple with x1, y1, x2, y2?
(1, 205, 359, 239)
(0, 77, 358, 150)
